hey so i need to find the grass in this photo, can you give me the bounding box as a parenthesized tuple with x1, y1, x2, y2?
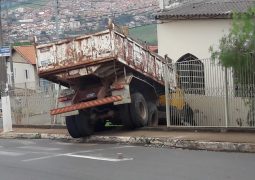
(129, 24, 157, 45)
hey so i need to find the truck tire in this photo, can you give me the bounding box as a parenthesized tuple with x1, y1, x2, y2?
(148, 102, 158, 127)
(95, 119, 106, 132)
(119, 104, 135, 129)
(130, 92, 149, 127)
(182, 104, 196, 126)
(75, 111, 94, 136)
(65, 115, 81, 138)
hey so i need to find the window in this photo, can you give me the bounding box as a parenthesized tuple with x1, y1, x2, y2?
(176, 54, 205, 94)
(25, 69, 29, 80)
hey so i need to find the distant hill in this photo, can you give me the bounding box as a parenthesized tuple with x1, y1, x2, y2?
(6, 0, 49, 9)
(129, 24, 157, 45)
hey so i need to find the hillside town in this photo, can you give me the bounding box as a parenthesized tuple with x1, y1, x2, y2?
(0, 1, 255, 179)
(1, 0, 159, 43)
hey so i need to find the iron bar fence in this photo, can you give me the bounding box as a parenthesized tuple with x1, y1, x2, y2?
(165, 58, 255, 128)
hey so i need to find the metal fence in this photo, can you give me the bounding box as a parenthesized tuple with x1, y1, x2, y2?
(9, 82, 64, 126)
(6, 58, 255, 129)
(166, 58, 255, 128)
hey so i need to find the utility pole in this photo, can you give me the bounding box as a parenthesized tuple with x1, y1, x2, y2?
(5, 0, 14, 87)
(0, 0, 12, 132)
(164, 55, 171, 127)
(54, 0, 60, 39)
(53, 0, 61, 125)
(0, 0, 8, 94)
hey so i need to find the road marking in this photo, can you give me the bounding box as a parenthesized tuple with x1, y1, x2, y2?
(64, 154, 133, 162)
(18, 146, 61, 151)
(0, 151, 24, 156)
(22, 149, 102, 162)
(22, 146, 135, 162)
(22, 154, 64, 162)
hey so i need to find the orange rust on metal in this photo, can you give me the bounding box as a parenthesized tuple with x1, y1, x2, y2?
(38, 56, 116, 77)
(50, 95, 123, 115)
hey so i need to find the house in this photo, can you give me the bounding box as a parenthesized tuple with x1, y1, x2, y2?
(156, 0, 253, 60)
(155, 0, 254, 127)
(6, 45, 46, 90)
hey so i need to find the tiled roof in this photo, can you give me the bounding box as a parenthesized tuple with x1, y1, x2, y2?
(156, 0, 255, 20)
(13, 45, 36, 65)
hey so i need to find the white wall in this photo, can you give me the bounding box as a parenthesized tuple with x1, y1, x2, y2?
(157, 19, 234, 95)
(7, 62, 37, 89)
(7, 50, 39, 89)
(157, 18, 252, 127)
(157, 19, 232, 61)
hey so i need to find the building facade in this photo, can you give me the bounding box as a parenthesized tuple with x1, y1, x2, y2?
(156, 0, 255, 127)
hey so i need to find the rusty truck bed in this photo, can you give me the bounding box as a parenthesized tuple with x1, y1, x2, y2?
(36, 28, 175, 87)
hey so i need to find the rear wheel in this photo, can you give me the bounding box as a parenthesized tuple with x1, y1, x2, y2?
(130, 92, 148, 127)
(65, 115, 81, 138)
(75, 111, 94, 137)
(182, 104, 196, 126)
(95, 119, 106, 132)
(147, 102, 158, 127)
(119, 104, 135, 129)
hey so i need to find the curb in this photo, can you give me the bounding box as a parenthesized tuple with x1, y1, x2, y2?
(0, 133, 71, 140)
(86, 136, 255, 153)
(0, 132, 255, 153)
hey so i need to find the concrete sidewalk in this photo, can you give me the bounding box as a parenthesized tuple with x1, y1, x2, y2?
(0, 127, 255, 153)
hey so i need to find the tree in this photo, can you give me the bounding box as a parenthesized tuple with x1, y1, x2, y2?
(210, 7, 255, 126)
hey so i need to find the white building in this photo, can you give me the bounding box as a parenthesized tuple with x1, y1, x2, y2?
(7, 45, 39, 90)
(156, 0, 254, 127)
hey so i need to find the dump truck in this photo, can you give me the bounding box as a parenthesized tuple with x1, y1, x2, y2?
(35, 24, 189, 138)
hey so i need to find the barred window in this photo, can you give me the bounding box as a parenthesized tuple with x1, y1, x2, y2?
(176, 54, 205, 95)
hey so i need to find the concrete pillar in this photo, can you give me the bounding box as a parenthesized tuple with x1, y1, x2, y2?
(1, 95, 12, 132)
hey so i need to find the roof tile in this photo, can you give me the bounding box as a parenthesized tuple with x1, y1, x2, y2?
(156, 0, 255, 19)
(13, 45, 36, 65)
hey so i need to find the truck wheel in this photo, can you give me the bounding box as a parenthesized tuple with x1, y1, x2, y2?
(130, 92, 149, 127)
(65, 115, 81, 138)
(75, 111, 94, 136)
(95, 119, 106, 132)
(119, 104, 135, 129)
(147, 102, 158, 127)
(182, 104, 196, 126)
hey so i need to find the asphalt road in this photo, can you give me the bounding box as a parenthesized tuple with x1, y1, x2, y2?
(0, 139, 255, 180)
